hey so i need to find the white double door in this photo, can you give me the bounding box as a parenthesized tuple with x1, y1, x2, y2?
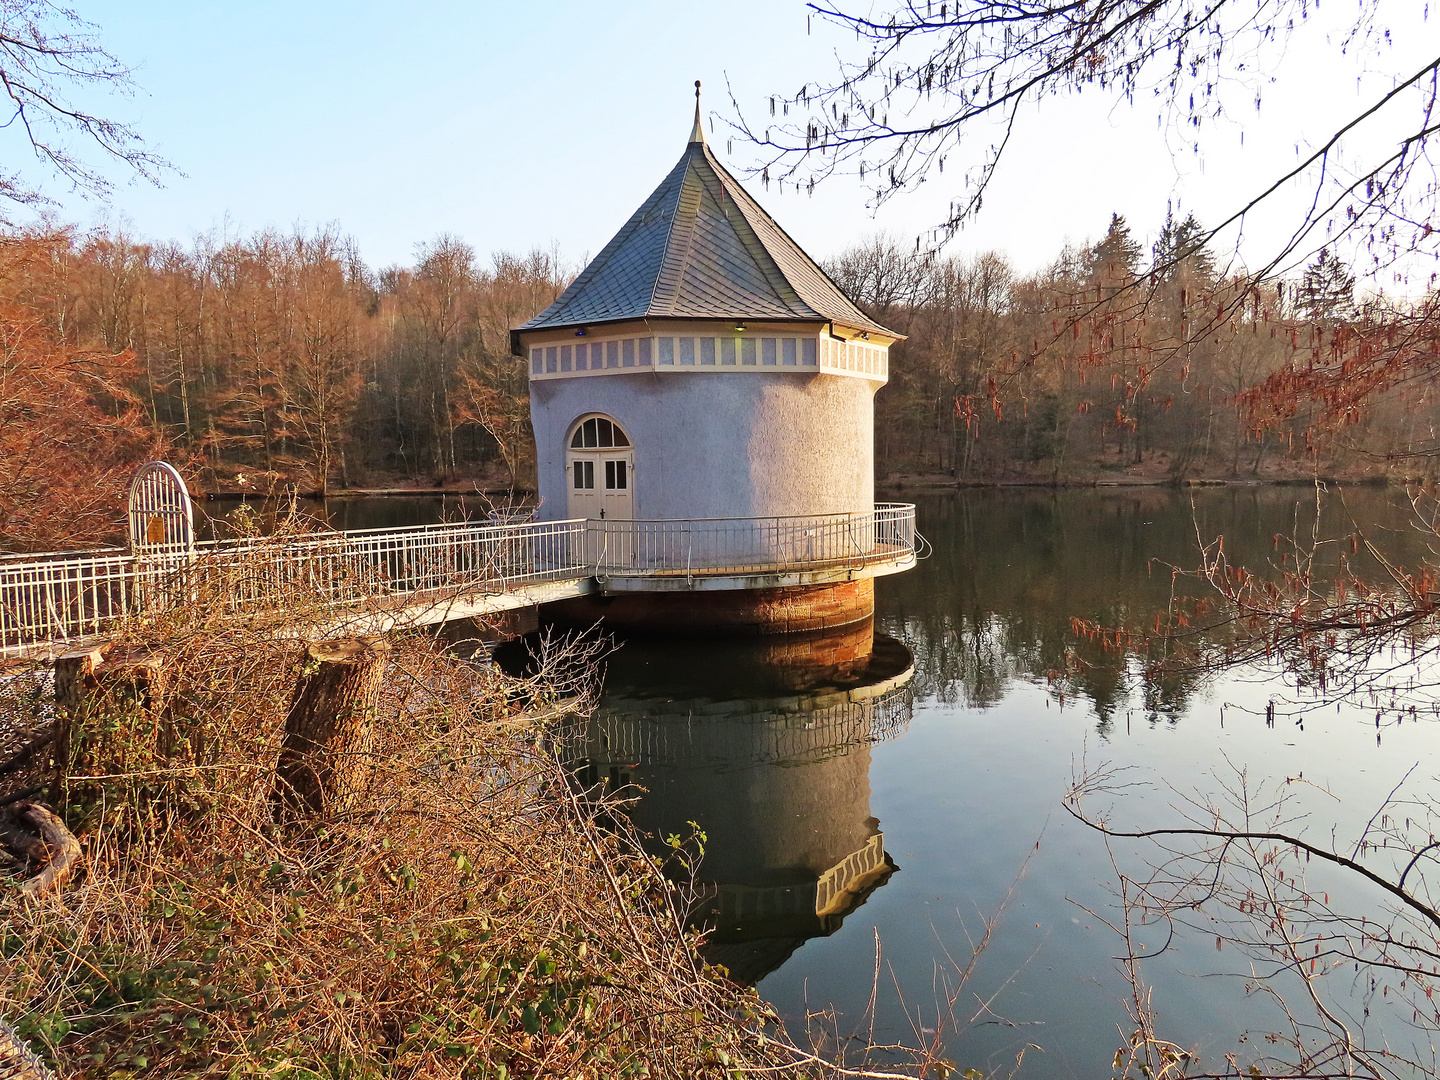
(568, 450, 633, 565)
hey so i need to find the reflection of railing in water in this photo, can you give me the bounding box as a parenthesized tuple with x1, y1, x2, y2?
(565, 684, 912, 771)
(696, 833, 891, 928)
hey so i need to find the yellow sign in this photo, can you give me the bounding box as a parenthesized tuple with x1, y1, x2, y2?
(146, 515, 167, 544)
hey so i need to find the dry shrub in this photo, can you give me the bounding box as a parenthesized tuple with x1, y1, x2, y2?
(0, 538, 801, 1078)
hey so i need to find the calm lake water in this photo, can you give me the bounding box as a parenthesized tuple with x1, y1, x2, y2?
(229, 486, 1440, 1076)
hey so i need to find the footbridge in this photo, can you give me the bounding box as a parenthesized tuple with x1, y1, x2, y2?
(0, 502, 918, 659)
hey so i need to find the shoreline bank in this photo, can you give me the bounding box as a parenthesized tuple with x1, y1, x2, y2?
(195, 476, 1411, 500)
(879, 473, 1404, 493)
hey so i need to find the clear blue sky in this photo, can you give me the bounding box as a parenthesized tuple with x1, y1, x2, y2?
(23, 1, 1433, 283)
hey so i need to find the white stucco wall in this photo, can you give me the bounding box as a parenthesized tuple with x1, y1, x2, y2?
(531, 371, 876, 521)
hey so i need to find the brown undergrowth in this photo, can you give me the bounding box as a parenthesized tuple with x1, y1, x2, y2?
(0, 534, 826, 1079)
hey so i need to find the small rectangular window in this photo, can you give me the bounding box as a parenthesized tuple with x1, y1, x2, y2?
(604, 460, 616, 489)
(720, 337, 737, 365)
(531, 348, 541, 375)
(638, 338, 652, 366)
(658, 337, 674, 365)
(606, 341, 620, 368)
(623, 339, 635, 367)
(741, 338, 757, 365)
(802, 338, 817, 366)
(679, 338, 695, 365)
(762, 338, 777, 365)
(574, 343, 587, 370)
(546, 346, 558, 373)
(574, 461, 595, 490)
(700, 337, 716, 365)
(616, 460, 627, 489)
(782, 339, 797, 366)
(560, 344, 572, 372)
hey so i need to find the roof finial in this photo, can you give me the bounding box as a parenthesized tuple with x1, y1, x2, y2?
(689, 80, 705, 144)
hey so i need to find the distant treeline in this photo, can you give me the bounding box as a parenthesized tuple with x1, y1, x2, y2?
(829, 212, 1431, 482)
(3, 227, 566, 496)
(2, 213, 1431, 522)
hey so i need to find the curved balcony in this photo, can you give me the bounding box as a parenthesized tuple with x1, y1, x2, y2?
(589, 502, 917, 592)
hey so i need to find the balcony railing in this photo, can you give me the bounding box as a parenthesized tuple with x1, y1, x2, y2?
(589, 503, 916, 580)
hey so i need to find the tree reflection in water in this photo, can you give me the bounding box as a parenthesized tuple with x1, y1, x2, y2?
(883, 486, 1435, 730)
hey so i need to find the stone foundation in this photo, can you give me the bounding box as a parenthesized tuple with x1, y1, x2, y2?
(542, 578, 874, 636)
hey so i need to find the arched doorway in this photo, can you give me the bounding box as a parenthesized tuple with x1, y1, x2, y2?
(566, 415, 634, 520)
(567, 415, 634, 566)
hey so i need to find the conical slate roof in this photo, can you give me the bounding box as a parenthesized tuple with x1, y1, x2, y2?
(518, 102, 895, 338)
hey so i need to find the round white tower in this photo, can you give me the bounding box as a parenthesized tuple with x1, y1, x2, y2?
(511, 85, 905, 633)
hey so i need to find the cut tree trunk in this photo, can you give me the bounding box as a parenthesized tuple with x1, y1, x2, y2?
(52, 644, 170, 791)
(273, 638, 390, 817)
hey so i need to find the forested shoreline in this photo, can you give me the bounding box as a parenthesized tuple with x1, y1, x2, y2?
(841, 213, 1431, 485)
(3, 210, 1433, 548)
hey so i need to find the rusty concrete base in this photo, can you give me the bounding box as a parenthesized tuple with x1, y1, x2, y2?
(541, 578, 875, 636)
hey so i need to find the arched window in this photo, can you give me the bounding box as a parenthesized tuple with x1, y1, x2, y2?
(570, 416, 631, 450)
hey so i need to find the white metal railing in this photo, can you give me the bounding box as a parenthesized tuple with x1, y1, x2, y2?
(0, 504, 917, 652)
(591, 503, 916, 579)
(0, 518, 589, 653)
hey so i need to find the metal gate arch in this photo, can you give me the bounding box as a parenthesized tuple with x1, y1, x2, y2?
(128, 461, 195, 554)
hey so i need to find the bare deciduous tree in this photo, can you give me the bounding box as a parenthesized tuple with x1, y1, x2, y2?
(0, 0, 167, 216)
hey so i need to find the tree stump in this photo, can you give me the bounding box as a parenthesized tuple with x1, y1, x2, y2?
(273, 638, 390, 817)
(52, 644, 170, 794)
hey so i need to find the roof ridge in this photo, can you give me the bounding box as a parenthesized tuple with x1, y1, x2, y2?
(647, 146, 701, 317)
(519, 153, 688, 330)
(700, 148, 890, 335)
(698, 144, 814, 316)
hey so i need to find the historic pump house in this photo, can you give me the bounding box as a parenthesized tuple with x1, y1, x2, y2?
(512, 88, 910, 634)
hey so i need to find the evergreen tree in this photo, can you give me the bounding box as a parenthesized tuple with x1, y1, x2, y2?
(1296, 247, 1356, 322)
(1151, 208, 1216, 283)
(1089, 213, 1143, 287)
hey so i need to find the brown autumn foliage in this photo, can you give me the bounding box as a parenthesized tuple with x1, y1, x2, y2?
(829, 222, 1440, 484)
(0, 235, 162, 552)
(44, 228, 569, 496)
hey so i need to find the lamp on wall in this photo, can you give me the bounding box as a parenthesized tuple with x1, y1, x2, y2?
(576, 327, 587, 337)
(735, 322, 747, 332)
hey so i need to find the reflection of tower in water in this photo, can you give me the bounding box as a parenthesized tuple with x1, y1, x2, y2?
(560, 620, 914, 985)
